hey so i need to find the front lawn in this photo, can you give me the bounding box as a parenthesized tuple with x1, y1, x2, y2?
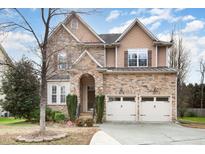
(178, 117, 205, 124)
(0, 118, 99, 145)
(0, 117, 27, 125)
(178, 117, 205, 129)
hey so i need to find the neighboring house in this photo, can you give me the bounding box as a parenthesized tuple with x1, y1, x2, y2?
(0, 44, 12, 117)
(46, 12, 177, 122)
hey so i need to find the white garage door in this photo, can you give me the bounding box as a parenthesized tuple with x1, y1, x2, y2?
(139, 97, 171, 122)
(106, 97, 136, 121)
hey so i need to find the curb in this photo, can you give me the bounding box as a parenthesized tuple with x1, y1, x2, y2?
(90, 131, 121, 145)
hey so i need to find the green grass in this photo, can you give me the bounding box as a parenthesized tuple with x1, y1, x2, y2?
(178, 117, 205, 124)
(0, 117, 27, 125)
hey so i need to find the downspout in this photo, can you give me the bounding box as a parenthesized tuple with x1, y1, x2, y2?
(166, 46, 168, 67)
(156, 45, 158, 67)
(104, 44, 106, 67)
(115, 46, 118, 67)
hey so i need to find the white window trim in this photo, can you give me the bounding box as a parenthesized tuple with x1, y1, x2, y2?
(128, 48, 148, 67)
(47, 82, 70, 105)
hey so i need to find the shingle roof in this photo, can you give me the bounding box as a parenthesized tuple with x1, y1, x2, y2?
(97, 67, 177, 73)
(49, 74, 70, 80)
(99, 34, 121, 44)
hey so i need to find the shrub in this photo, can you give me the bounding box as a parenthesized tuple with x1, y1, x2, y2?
(30, 107, 55, 122)
(185, 111, 197, 117)
(54, 112, 65, 123)
(95, 95, 105, 124)
(66, 94, 77, 121)
(75, 118, 85, 127)
(85, 118, 94, 127)
(51, 110, 61, 121)
(30, 108, 40, 122)
(46, 107, 53, 121)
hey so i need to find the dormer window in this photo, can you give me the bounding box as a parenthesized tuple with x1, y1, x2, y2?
(71, 18, 78, 31)
(58, 52, 67, 70)
(128, 48, 148, 67)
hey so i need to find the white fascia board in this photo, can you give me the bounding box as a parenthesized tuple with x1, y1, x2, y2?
(72, 50, 103, 67)
(115, 18, 159, 43)
(62, 24, 80, 42)
(77, 15, 105, 43)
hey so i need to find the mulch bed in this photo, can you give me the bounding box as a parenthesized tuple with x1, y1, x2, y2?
(180, 123, 205, 129)
(0, 127, 99, 145)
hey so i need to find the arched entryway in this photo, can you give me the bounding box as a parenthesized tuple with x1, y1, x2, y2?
(80, 74, 95, 113)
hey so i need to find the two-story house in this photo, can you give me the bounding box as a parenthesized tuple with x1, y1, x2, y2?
(46, 12, 177, 122)
(0, 44, 12, 117)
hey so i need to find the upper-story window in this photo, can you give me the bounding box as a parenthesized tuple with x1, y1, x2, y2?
(128, 48, 148, 67)
(58, 52, 67, 70)
(71, 18, 78, 31)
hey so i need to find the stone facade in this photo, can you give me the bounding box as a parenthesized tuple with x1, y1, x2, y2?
(103, 73, 177, 121)
(47, 105, 68, 116)
(69, 53, 104, 100)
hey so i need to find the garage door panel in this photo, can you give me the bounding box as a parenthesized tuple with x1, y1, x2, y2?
(106, 99, 136, 122)
(139, 99, 171, 122)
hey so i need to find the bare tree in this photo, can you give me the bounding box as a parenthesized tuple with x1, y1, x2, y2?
(199, 59, 205, 110)
(0, 8, 96, 133)
(169, 29, 190, 116)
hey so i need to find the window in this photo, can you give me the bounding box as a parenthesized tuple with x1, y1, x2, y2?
(48, 83, 69, 105)
(156, 97, 169, 102)
(71, 18, 78, 31)
(58, 52, 67, 70)
(52, 85, 57, 103)
(109, 97, 121, 102)
(123, 97, 135, 102)
(128, 49, 148, 67)
(60, 86, 66, 103)
(141, 97, 154, 102)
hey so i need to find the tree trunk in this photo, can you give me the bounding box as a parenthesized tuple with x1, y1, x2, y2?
(201, 83, 204, 109)
(40, 58, 47, 133)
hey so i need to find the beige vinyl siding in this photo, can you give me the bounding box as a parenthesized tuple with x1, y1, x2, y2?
(158, 46, 166, 67)
(106, 48, 115, 67)
(66, 16, 101, 43)
(117, 24, 156, 67)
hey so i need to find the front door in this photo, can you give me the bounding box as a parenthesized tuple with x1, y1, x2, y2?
(80, 74, 95, 112)
(87, 86, 95, 111)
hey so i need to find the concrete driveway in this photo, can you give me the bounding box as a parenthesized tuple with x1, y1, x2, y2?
(100, 122, 205, 145)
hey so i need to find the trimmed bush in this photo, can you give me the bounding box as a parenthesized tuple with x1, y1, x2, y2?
(85, 118, 94, 127)
(95, 95, 105, 124)
(75, 118, 85, 127)
(185, 111, 197, 117)
(66, 94, 77, 121)
(54, 112, 65, 123)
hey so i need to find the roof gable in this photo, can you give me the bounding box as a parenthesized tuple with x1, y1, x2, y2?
(115, 18, 159, 42)
(72, 50, 103, 68)
(64, 13, 105, 43)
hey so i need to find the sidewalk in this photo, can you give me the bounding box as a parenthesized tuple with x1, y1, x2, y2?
(90, 131, 121, 145)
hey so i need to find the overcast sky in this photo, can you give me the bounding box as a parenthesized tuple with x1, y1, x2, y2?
(0, 8, 205, 84)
